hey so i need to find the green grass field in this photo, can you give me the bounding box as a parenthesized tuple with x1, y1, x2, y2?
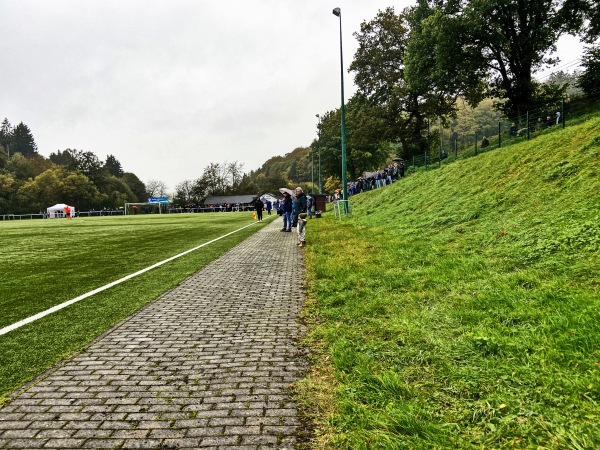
(0, 212, 267, 402)
(299, 116, 600, 448)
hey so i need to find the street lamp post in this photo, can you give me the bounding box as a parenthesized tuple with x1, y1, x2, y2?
(332, 7, 348, 211)
(311, 137, 315, 195)
(316, 114, 322, 194)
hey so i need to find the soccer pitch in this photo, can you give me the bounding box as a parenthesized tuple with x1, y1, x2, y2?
(0, 213, 265, 401)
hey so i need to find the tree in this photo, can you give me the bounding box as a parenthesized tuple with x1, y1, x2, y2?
(16, 167, 102, 212)
(0, 118, 13, 157)
(145, 179, 168, 198)
(11, 122, 38, 157)
(0, 173, 18, 214)
(315, 100, 393, 182)
(350, 7, 457, 158)
(73, 151, 106, 185)
(578, 46, 600, 95)
(581, 0, 600, 42)
(545, 70, 584, 98)
(227, 161, 244, 192)
(173, 180, 198, 207)
(49, 149, 78, 168)
(412, 0, 588, 118)
(122, 172, 147, 202)
(344, 96, 395, 178)
(104, 154, 124, 177)
(28, 154, 55, 177)
(103, 176, 135, 209)
(6, 153, 35, 181)
(449, 98, 503, 146)
(0, 145, 7, 169)
(49, 149, 107, 187)
(404, 4, 486, 108)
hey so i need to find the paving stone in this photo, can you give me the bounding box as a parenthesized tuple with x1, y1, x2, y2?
(119, 438, 163, 449)
(162, 438, 206, 448)
(1, 428, 40, 439)
(80, 438, 124, 448)
(6, 438, 49, 448)
(42, 437, 86, 448)
(0, 220, 306, 448)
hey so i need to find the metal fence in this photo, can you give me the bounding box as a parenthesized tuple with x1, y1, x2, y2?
(403, 91, 600, 175)
(0, 210, 126, 220)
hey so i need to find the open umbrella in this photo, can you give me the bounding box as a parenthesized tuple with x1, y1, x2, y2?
(393, 157, 403, 162)
(279, 187, 296, 199)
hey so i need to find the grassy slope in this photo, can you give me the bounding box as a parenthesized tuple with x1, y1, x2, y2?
(301, 117, 600, 448)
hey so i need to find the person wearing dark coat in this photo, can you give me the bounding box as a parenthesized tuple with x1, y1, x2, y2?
(254, 197, 264, 222)
(292, 187, 307, 227)
(397, 161, 405, 179)
(281, 192, 293, 232)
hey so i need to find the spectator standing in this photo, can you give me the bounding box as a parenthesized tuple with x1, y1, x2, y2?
(297, 213, 307, 247)
(281, 192, 293, 232)
(306, 195, 313, 218)
(292, 187, 307, 228)
(398, 161, 405, 179)
(266, 200, 272, 216)
(254, 197, 264, 222)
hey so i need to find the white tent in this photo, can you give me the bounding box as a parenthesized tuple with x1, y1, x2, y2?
(46, 203, 76, 219)
(261, 193, 279, 204)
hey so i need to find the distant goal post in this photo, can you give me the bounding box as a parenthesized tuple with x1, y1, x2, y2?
(124, 202, 164, 215)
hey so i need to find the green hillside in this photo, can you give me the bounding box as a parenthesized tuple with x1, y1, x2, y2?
(300, 116, 600, 448)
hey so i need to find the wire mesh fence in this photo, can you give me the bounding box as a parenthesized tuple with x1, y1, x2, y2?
(403, 91, 600, 175)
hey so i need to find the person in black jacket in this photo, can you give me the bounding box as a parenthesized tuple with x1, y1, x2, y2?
(254, 197, 264, 222)
(281, 192, 293, 232)
(292, 187, 307, 227)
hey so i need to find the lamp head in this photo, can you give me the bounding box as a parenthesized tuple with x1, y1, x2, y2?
(332, 7, 341, 17)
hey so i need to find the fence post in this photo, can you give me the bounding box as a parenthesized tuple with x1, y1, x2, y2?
(527, 111, 530, 140)
(425, 151, 428, 170)
(475, 132, 478, 155)
(427, 119, 430, 153)
(562, 97, 565, 128)
(455, 136, 458, 157)
(498, 122, 502, 148)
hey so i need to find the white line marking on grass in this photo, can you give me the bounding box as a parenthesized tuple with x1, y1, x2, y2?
(0, 222, 258, 337)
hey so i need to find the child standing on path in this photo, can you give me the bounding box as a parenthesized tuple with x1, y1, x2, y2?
(297, 212, 307, 247)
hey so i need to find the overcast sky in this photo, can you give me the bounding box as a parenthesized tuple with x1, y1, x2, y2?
(1, 1, 585, 192)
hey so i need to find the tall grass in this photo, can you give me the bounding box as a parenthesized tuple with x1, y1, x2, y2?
(299, 117, 600, 448)
(0, 213, 264, 402)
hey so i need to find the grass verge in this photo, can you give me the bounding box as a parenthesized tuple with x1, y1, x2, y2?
(299, 116, 600, 448)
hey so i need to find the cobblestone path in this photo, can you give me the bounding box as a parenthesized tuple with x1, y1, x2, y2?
(0, 219, 307, 449)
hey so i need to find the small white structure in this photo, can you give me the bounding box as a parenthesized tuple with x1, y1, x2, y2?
(47, 203, 76, 218)
(261, 193, 279, 204)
